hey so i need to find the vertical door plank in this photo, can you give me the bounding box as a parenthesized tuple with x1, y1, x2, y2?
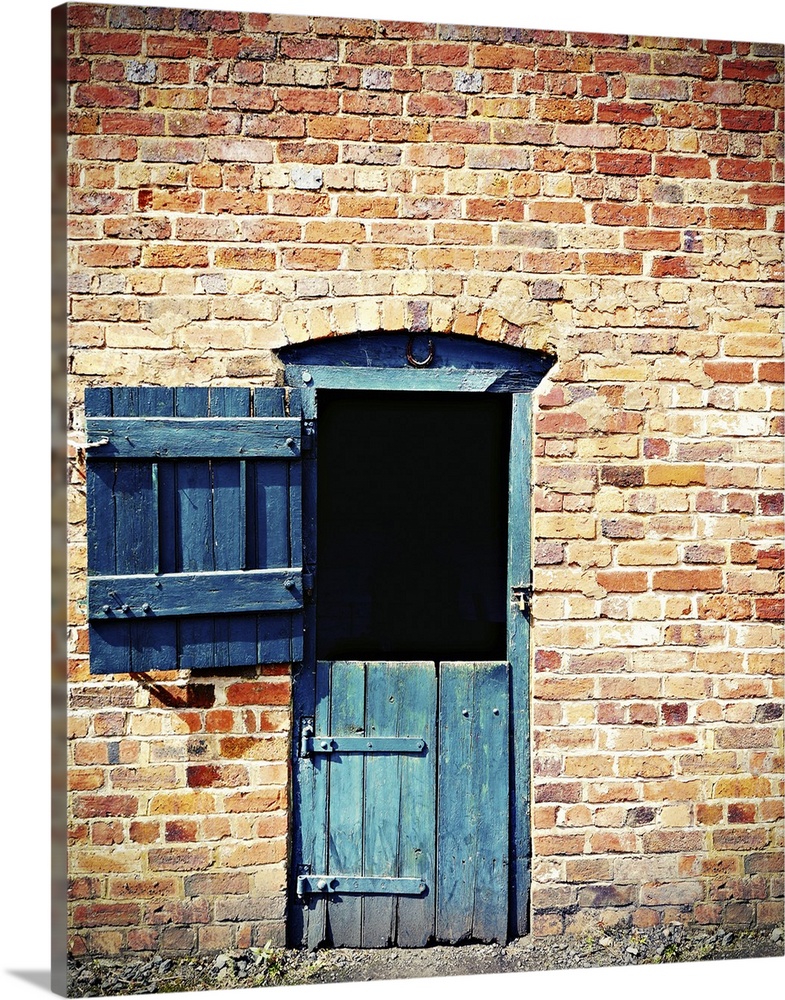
(396, 661, 437, 947)
(469, 661, 509, 942)
(293, 659, 329, 950)
(304, 660, 331, 950)
(326, 660, 365, 947)
(437, 662, 509, 943)
(361, 661, 402, 947)
(507, 393, 532, 937)
(436, 661, 474, 942)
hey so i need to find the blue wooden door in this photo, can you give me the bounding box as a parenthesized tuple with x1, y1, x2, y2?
(294, 660, 509, 948)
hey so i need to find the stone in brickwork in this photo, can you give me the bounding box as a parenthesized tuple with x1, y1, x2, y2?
(454, 70, 482, 93)
(290, 164, 323, 190)
(125, 59, 156, 83)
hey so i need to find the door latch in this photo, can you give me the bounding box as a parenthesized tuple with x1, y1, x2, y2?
(512, 584, 533, 617)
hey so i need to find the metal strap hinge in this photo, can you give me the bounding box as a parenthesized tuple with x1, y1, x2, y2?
(301, 734, 426, 757)
(297, 875, 427, 897)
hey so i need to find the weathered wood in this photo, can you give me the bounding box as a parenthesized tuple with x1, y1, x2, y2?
(281, 365, 542, 393)
(277, 332, 555, 390)
(508, 394, 532, 938)
(326, 660, 366, 947)
(298, 875, 425, 895)
(88, 568, 303, 619)
(437, 661, 509, 943)
(304, 735, 425, 754)
(174, 389, 218, 669)
(395, 661, 437, 948)
(86, 386, 305, 673)
(362, 661, 403, 947)
(86, 416, 301, 458)
(470, 662, 510, 942)
(304, 660, 331, 950)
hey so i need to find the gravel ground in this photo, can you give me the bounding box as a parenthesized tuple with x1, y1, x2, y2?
(68, 924, 783, 996)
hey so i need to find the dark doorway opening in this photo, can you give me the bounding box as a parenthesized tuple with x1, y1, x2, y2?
(316, 390, 511, 662)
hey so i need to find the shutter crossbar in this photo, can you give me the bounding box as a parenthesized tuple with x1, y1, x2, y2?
(88, 568, 303, 619)
(86, 416, 301, 458)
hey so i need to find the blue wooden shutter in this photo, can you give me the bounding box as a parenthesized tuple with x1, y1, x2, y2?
(85, 387, 303, 674)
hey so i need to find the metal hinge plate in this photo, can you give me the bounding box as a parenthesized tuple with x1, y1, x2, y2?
(297, 875, 427, 896)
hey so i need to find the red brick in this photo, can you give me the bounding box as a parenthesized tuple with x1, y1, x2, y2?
(535, 98, 594, 123)
(147, 35, 209, 58)
(709, 207, 767, 230)
(759, 362, 785, 382)
(704, 361, 754, 383)
(596, 571, 648, 593)
(654, 569, 723, 591)
(756, 598, 784, 621)
(651, 255, 697, 278)
(226, 679, 291, 707)
(74, 84, 138, 108)
(280, 37, 338, 60)
(717, 159, 772, 182)
(475, 44, 534, 70)
(655, 155, 711, 178)
(73, 903, 140, 927)
(721, 108, 777, 131)
(186, 764, 248, 788)
(596, 152, 652, 175)
(623, 229, 681, 251)
(79, 243, 141, 268)
(597, 102, 657, 125)
(74, 795, 138, 818)
(592, 203, 649, 226)
(81, 32, 142, 55)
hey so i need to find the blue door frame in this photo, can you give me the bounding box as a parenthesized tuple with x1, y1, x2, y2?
(278, 333, 554, 946)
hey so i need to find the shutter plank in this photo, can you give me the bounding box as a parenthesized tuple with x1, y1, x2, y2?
(176, 388, 216, 669)
(210, 388, 257, 667)
(250, 388, 294, 664)
(327, 660, 365, 947)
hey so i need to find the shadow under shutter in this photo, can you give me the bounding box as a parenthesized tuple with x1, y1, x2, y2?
(85, 386, 304, 674)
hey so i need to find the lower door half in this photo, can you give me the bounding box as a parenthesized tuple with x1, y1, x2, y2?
(292, 659, 509, 948)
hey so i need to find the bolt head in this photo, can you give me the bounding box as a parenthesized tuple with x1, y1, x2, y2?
(302, 371, 313, 383)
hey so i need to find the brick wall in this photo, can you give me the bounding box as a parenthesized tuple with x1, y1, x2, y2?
(65, 3, 784, 955)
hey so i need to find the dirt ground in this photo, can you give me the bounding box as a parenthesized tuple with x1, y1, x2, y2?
(67, 923, 783, 996)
